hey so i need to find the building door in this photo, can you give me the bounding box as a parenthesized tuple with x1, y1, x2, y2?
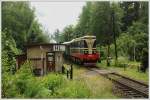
(46, 52, 55, 72)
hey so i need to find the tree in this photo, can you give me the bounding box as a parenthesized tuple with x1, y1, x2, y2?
(128, 21, 148, 61)
(2, 2, 50, 50)
(120, 2, 140, 31)
(110, 2, 123, 64)
(2, 29, 20, 74)
(60, 25, 74, 42)
(54, 29, 60, 43)
(2, 2, 34, 49)
(77, 2, 92, 35)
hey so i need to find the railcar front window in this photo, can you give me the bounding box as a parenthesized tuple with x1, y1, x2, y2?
(84, 40, 88, 48)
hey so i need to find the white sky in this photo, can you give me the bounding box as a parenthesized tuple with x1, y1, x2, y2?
(30, 2, 86, 36)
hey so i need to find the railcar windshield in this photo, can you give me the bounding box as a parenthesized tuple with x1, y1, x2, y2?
(93, 40, 96, 48)
(84, 39, 96, 54)
(83, 40, 88, 54)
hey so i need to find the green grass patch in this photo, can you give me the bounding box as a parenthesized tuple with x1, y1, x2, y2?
(97, 58, 148, 83)
(73, 64, 118, 98)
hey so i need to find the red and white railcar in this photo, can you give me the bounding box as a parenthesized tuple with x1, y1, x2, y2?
(63, 35, 100, 66)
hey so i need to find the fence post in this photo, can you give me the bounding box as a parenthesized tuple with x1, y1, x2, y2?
(137, 64, 140, 72)
(70, 65, 73, 79)
(62, 65, 64, 74)
(67, 70, 69, 79)
(124, 64, 127, 71)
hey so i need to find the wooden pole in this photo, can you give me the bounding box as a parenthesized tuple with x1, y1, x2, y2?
(62, 65, 64, 74)
(67, 70, 69, 78)
(112, 11, 118, 65)
(107, 42, 110, 66)
(134, 43, 135, 62)
(70, 65, 73, 79)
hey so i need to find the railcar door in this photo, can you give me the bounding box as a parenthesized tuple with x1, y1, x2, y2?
(46, 52, 55, 72)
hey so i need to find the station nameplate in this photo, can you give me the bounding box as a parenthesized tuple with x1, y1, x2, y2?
(53, 45, 65, 51)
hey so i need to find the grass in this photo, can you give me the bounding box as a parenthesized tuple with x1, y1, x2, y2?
(73, 64, 118, 98)
(97, 58, 149, 83)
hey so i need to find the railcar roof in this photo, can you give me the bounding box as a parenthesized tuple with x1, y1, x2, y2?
(62, 35, 96, 45)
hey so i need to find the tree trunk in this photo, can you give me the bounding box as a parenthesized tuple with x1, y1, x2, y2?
(112, 11, 118, 65)
(107, 41, 110, 66)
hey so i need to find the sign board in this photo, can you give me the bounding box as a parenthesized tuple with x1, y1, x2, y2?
(53, 45, 65, 51)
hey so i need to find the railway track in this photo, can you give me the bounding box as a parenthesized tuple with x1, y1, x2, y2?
(88, 67, 149, 98)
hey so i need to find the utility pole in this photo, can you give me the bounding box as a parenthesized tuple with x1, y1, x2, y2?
(134, 42, 135, 62)
(112, 10, 118, 65)
(107, 40, 110, 66)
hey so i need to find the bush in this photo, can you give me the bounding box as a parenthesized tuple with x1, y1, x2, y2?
(2, 73, 18, 98)
(24, 78, 44, 98)
(34, 87, 52, 98)
(42, 73, 64, 95)
(115, 57, 128, 67)
(2, 61, 90, 98)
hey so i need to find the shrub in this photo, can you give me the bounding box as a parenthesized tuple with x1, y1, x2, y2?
(2, 73, 18, 98)
(3, 61, 91, 98)
(23, 79, 37, 97)
(115, 57, 128, 67)
(34, 87, 52, 98)
(42, 73, 64, 94)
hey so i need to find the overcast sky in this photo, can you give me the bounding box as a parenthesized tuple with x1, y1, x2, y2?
(30, 2, 86, 36)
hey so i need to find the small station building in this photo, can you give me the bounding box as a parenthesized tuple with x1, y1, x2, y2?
(16, 43, 65, 75)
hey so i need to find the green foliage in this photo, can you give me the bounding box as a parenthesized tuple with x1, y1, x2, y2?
(2, 2, 51, 97)
(2, 30, 20, 74)
(104, 20, 148, 64)
(2, 61, 90, 98)
(77, 2, 92, 35)
(56, 1, 123, 45)
(57, 80, 90, 98)
(140, 48, 148, 72)
(98, 59, 148, 82)
(115, 57, 128, 67)
(54, 29, 60, 43)
(2, 2, 34, 49)
(59, 25, 74, 42)
(53, 1, 148, 66)
(2, 1, 149, 98)
(2, 2, 50, 50)
(24, 78, 44, 98)
(42, 74, 64, 94)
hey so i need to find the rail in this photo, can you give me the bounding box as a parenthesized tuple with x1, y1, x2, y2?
(88, 67, 149, 98)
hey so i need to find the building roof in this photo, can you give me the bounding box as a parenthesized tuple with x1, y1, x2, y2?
(25, 43, 65, 48)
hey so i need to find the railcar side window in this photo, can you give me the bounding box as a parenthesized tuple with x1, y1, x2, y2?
(93, 40, 96, 48)
(81, 40, 84, 48)
(78, 41, 80, 47)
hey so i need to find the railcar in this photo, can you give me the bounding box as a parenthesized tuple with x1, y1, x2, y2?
(63, 35, 100, 66)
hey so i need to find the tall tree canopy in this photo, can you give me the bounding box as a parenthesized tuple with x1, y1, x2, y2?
(2, 1, 50, 74)
(54, 1, 148, 69)
(2, 2, 50, 50)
